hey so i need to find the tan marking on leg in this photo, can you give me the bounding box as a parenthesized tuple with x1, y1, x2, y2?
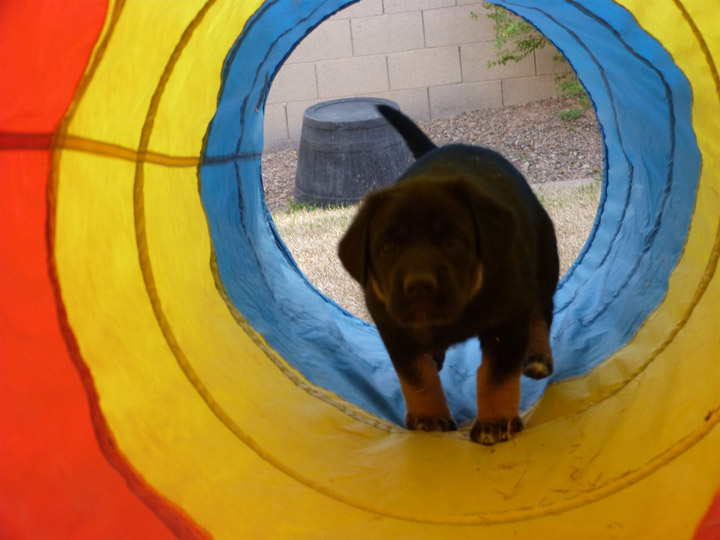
(528, 314, 552, 358)
(472, 357, 523, 444)
(399, 355, 456, 431)
(524, 312, 554, 379)
(475, 358, 521, 424)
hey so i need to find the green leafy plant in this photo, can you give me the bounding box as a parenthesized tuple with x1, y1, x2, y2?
(285, 199, 350, 213)
(556, 71, 591, 105)
(472, 4, 547, 66)
(473, 3, 591, 121)
(556, 107, 584, 121)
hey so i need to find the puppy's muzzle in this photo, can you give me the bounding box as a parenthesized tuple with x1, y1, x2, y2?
(403, 273, 438, 300)
(396, 272, 451, 328)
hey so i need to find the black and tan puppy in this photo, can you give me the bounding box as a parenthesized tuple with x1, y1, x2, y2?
(338, 105, 559, 445)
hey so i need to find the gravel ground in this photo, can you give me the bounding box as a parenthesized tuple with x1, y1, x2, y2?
(261, 96, 603, 211)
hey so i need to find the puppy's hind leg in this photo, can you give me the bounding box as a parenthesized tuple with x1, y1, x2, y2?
(526, 213, 559, 380)
(523, 308, 554, 380)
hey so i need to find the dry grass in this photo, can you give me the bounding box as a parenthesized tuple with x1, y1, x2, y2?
(534, 179, 602, 276)
(272, 179, 602, 321)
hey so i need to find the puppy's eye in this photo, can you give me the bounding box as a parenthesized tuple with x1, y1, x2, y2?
(377, 239, 399, 256)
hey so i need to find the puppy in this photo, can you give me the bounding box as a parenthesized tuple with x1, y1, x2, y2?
(338, 106, 559, 445)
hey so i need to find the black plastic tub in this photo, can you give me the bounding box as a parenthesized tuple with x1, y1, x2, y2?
(294, 97, 414, 207)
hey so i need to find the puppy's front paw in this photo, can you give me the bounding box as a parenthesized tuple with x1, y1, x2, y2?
(523, 352, 553, 379)
(406, 413, 457, 432)
(470, 416, 523, 445)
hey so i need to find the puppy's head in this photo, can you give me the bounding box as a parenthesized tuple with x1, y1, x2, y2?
(338, 177, 515, 329)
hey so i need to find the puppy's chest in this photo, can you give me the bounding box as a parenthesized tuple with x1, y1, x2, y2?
(407, 313, 484, 350)
(405, 294, 519, 350)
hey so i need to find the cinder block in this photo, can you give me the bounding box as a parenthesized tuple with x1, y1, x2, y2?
(423, 5, 494, 47)
(316, 55, 389, 98)
(429, 81, 502, 119)
(286, 99, 326, 141)
(461, 42, 535, 82)
(502, 74, 559, 106)
(352, 12, 424, 56)
(267, 63, 317, 104)
(285, 20, 352, 64)
(330, 0, 383, 20)
(388, 46, 461, 90)
(535, 44, 570, 75)
(358, 88, 431, 121)
(263, 103, 289, 143)
(383, 0, 454, 14)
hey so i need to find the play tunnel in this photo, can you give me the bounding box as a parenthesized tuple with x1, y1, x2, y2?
(1, 0, 719, 538)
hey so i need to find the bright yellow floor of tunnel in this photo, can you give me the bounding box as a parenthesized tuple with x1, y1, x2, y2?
(52, 0, 720, 537)
(55, 150, 720, 535)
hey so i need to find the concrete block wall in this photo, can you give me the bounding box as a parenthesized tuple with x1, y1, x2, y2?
(264, 0, 566, 150)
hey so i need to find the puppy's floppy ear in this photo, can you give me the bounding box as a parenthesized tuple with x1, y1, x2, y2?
(452, 179, 516, 261)
(338, 195, 381, 287)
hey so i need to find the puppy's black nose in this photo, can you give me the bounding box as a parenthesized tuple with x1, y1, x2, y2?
(403, 273, 438, 299)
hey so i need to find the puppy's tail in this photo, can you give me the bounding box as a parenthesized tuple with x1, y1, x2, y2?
(377, 104, 436, 158)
